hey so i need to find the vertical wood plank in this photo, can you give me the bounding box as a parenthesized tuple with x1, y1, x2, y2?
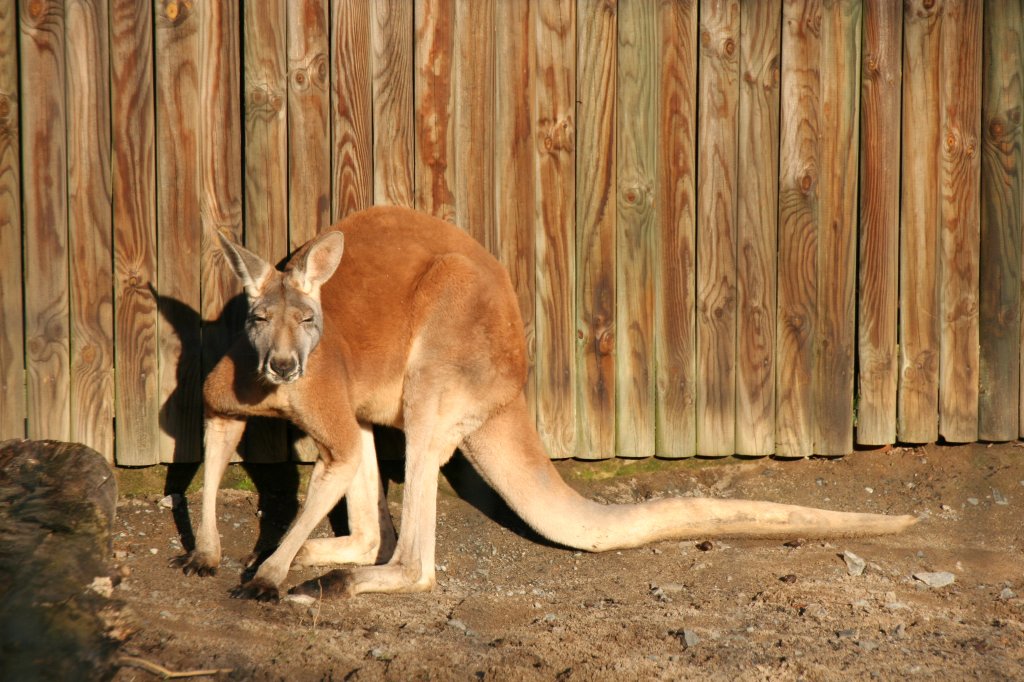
(979, 0, 1022, 441)
(243, 0, 289, 462)
(899, 0, 942, 443)
(67, 0, 113, 460)
(615, 0, 655, 458)
(414, 0, 456, 220)
(20, 0, 70, 442)
(112, 0, 159, 464)
(534, 0, 577, 458)
(656, 0, 698, 458)
(156, 0, 202, 463)
(0, 0, 23, 439)
(857, 0, 902, 446)
(696, 0, 739, 456)
(776, 0, 819, 457)
(494, 0, 538, 420)
(814, 0, 861, 454)
(735, 0, 780, 456)
(332, 0, 374, 218)
(575, 0, 616, 459)
(454, 0, 495, 248)
(938, 0, 982, 443)
(373, 0, 415, 207)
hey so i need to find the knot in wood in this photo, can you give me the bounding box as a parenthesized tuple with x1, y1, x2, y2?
(723, 38, 736, 58)
(28, 0, 44, 20)
(800, 172, 815, 194)
(0, 93, 10, 121)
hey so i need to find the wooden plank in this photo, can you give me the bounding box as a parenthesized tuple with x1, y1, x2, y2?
(898, 0, 942, 444)
(615, 0, 655, 458)
(575, 0, 616, 460)
(0, 0, 24, 439)
(155, 0, 203, 464)
(695, 0, 739, 456)
(372, 0, 415, 207)
(20, 0, 70, 442)
(938, 0, 982, 443)
(979, 0, 1023, 441)
(776, 0, 819, 458)
(857, 0, 902, 446)
(494, 0, 538, 422)
(332, 0, 374, 219)
(112, 0, 159, 464)
(414, 0, 455, 221)
(534, 0, 576, 458)
(67, 0, 113, 460)
(454, 0, 495, 248)
(655, 0, 698, 458)
(735, 0, 780, 456)
(814, 0, 861, 455)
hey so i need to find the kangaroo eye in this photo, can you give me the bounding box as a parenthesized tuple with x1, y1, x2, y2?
(301, 317, 315, 325)
(251, 315, 268, 324)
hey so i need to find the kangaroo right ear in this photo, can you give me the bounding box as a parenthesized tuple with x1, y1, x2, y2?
(216, 231, 274, 298)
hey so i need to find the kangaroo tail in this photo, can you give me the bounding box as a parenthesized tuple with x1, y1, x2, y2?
(460, 396, 917, 552)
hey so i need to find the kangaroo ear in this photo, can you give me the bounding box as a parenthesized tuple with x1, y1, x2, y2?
(289, 231, 344, 296)
(216, 230, 274, 298)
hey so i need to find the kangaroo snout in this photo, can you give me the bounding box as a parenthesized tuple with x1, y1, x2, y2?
(266, 355, 301, 383)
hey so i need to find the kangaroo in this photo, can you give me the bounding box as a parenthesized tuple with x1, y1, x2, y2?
(181, 206, 916, 601)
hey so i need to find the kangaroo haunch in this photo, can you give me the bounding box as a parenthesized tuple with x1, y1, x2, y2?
(181, 206, 917, 601)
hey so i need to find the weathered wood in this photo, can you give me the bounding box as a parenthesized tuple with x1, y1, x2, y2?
(534, 0, 577, 458)
(454, 0, 495, 249)
(979, 0, 1022, 441)
(156, 0, 202, 464)
(112, 0, 159, 465)
(776, 0, 819, 457)
(575, 0, 616, 460)
(332, 0, 374, 219)
(494, 0, 538, 420)
(696, 0, 739, 456)
(899, 0, 942, 444)
(0, 0, 24, 440)
(373, 0, 415, 207)
(939, 0, 982, 443)
(735, 0, 780, 456)
(0, 440, 123, 679)
(414, 0, 456, 221)
(615, 0, 655, 458)
(655, 0, 698, 459)
(814, 0, 861, 455)
(857, 0, 902, 446)
(20, 0, 70, 443)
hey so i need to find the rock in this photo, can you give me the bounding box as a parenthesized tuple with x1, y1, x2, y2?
(843, 550, 866, 576)
(696, 540, 713, 552)
(158, 493, 182, 510)
(992, 489, 1008, 506)
(801, 603, 828, 621)
(671, 629, 700, 648)
(913, 571, 956, 588)
(446, 618, 468, 632)
(0, 439, 126, 680)
(284, 594, 316, 607)
(967, 498, 979, 506)
(999, 587, 1016, 601)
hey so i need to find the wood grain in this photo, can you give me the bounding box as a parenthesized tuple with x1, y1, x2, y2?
(979, 0, 1022, 441)
(372, 0, 415, 207)
(494, 0, 538, 421)
(454, 0, 495, 248)
(67, 0, 114, 460)
(655, 0, 698, 458)
(155, 0, 202, 464)
(615, 0, 655, 458)
(696, 0, 739, 456)
(857, 0, 902, 446)
(939, 0, 982, 443)
(899, 0, 942, 444)
(574, 0, 616, 459)
(112, 0, 159, 464)
(776, 0, 819, 457)
(735, 0, 780, 456)
(415, 0, 455, 220)
(0, 0, 23, 439)
(332, 0, 374, 219)
(534, 0, 577, 458)
(814, 0, 860, 455)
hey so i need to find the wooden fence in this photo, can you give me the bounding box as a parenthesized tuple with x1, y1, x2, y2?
(0, 0, 1021, 466)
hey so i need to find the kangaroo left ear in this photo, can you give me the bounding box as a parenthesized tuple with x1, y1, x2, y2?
(289, 231, 344, 296)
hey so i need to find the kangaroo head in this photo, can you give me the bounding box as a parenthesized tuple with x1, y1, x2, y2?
(217, 231, 345, 385)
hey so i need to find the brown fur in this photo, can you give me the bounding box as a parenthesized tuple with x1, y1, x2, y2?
(182, 206, 916, 601)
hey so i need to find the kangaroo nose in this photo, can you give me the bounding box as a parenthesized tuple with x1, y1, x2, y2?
(268, 356, 298, 379)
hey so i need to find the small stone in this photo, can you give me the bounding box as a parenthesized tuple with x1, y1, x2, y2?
(843, 550, 866, 577)
(447, 618, 468, 632)
(836, 629, 857, 639)
(967, 498, 979, 506)
(940, 504, 951, 511)
(158, 494, 182, 510)
(913, 571, 955, 588)
(435, 564, 447, 572)
(892, 623, 906, 639)
(671, 629, 700, 648)
(543, 613, 557, 623)
(113, 550, 127, 560)
(992, 489, 1009, 506)
(858, 639, 879, 652)
(784, 538, 806, 548)
(779, 574, 797, 584)
(149, 548, 158, 555)
(88, 576, 114, 598)
(999, 587, 1016, 601)
(801, 603, 828, 620)
(284, 594, 316, 607)
(696, 541, 713, 552)
(851, 599, 871, 610)
(865, 487, 874, 494)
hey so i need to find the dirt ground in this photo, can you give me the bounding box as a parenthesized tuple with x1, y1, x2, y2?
(108, 442, 1024, 681)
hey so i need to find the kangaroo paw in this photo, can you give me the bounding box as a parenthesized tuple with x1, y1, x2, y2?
(289, 569, 356, 599)
(175, 551, 219, 577)
(231, 577, 281, 602)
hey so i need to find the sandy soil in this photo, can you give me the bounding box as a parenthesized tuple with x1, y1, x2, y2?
(109, 442, 1024, 681)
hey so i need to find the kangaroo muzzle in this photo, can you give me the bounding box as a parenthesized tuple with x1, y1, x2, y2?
(264, 353, 302, 384)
